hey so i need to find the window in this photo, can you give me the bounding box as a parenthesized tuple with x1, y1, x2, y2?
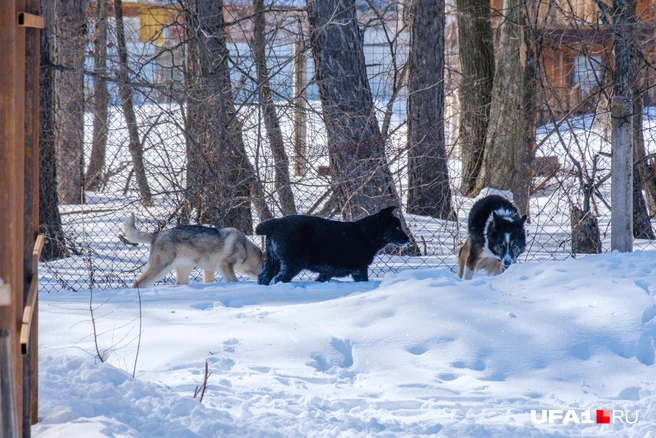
(573, 55, 602, 90)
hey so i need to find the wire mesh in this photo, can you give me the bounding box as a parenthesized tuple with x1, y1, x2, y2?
(39, 1, 656, 292)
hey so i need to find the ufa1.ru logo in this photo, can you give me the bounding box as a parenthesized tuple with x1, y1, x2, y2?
(530, 410, 639, 424)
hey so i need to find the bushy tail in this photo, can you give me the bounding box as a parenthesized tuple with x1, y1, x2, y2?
(255, 218, 279, 236)
(124, 213, 154, 244)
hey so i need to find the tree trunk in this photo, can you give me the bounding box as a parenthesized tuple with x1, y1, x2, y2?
(456, 0, 494, 196)
(115, 0, 153, 205)
(85, 0, 109, 192)
(475, 0, 524, 195)
(515, 3, 539, 217)
(52, 0, 85, 204)
(40, 0, 69, 260)
(630, 2, 656, 228)
(571, 205, 602, 255)
(474, 0, 537, 217)
(406, 0, 455, 220)
(634, 91, 656, 215)
(633, 68, 656, 216)
(252, 0, 296, 216)
(307, 0, 393, 219)
(611, 0, 641, 245)
(292, 39, 308, 177)
(612, 0, 633, 99)
(307, 0, 419, 254)
(184, 0, 272, 233)
(633, 170, 654, 239)
(631, 66, 655, 238)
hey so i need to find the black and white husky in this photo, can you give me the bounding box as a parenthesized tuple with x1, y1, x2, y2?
(458, 195, 527, 280)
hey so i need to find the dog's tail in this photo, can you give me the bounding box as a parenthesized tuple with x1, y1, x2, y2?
(255, 218, 279, 236)
(124, 213, 154, 244)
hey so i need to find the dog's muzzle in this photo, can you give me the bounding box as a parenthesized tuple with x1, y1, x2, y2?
(397, 236, 411, 247)
(501, 255, 513, 269)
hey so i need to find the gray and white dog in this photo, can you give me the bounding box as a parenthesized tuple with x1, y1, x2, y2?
(124, 214, 264, 288)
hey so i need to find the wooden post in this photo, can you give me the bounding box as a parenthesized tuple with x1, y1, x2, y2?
(292, 39, 308, 177)
(1, 1, 26, 435)
(611, 96, 633, 252)
(1, 1, 42, 436)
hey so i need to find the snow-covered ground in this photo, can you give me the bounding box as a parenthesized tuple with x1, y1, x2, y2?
(34, 249, 656, 437)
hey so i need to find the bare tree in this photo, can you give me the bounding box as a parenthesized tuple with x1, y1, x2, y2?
(183, 0, 272, 232)
(40, 0, 69, 260)
(252, 0, 297, 216)
(475, 0, 522, 193)
(626, 2, 654, 238)
(516, 0, 540, 217)
(571, 203, 602, 254)
(632, 64, 654, 238)
(52, 0, 86, 204)
(596, 0, 653, 239)
(115, 0, 153, 205)
(307, 0, 419, 253)
(634, 69, 656, 216)
(359, 0, 408, 141)
(610, 0, 632, 99)
(456, 0, 494, 197)
(474, 0, 538, 217)
(85, 0, 110, 192)
(406, 0, 455, 220)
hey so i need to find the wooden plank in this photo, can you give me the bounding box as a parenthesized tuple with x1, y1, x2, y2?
(17, 12, 44, 29)
(19, 276, 38, 356)
(20, 235, 44, 356)
(31, 234, 44, 273)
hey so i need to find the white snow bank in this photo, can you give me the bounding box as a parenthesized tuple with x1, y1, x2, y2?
(35, 250, 656, 437)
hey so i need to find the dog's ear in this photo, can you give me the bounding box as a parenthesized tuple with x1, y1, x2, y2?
(519, 215, 527, 225)
(379, 206, 397, 216)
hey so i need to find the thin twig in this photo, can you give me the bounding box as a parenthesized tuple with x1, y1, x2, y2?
(82, 192, 105, 363)
(193, 360, 212, 403)
(132, 286, 143, 378)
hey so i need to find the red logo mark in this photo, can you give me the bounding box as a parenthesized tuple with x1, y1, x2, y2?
(596, 410, 611, 424)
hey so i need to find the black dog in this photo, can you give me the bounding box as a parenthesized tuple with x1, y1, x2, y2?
(256, 206, 410, 284)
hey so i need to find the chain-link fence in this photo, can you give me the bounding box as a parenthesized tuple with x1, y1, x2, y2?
(39, 1, 656, 292)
